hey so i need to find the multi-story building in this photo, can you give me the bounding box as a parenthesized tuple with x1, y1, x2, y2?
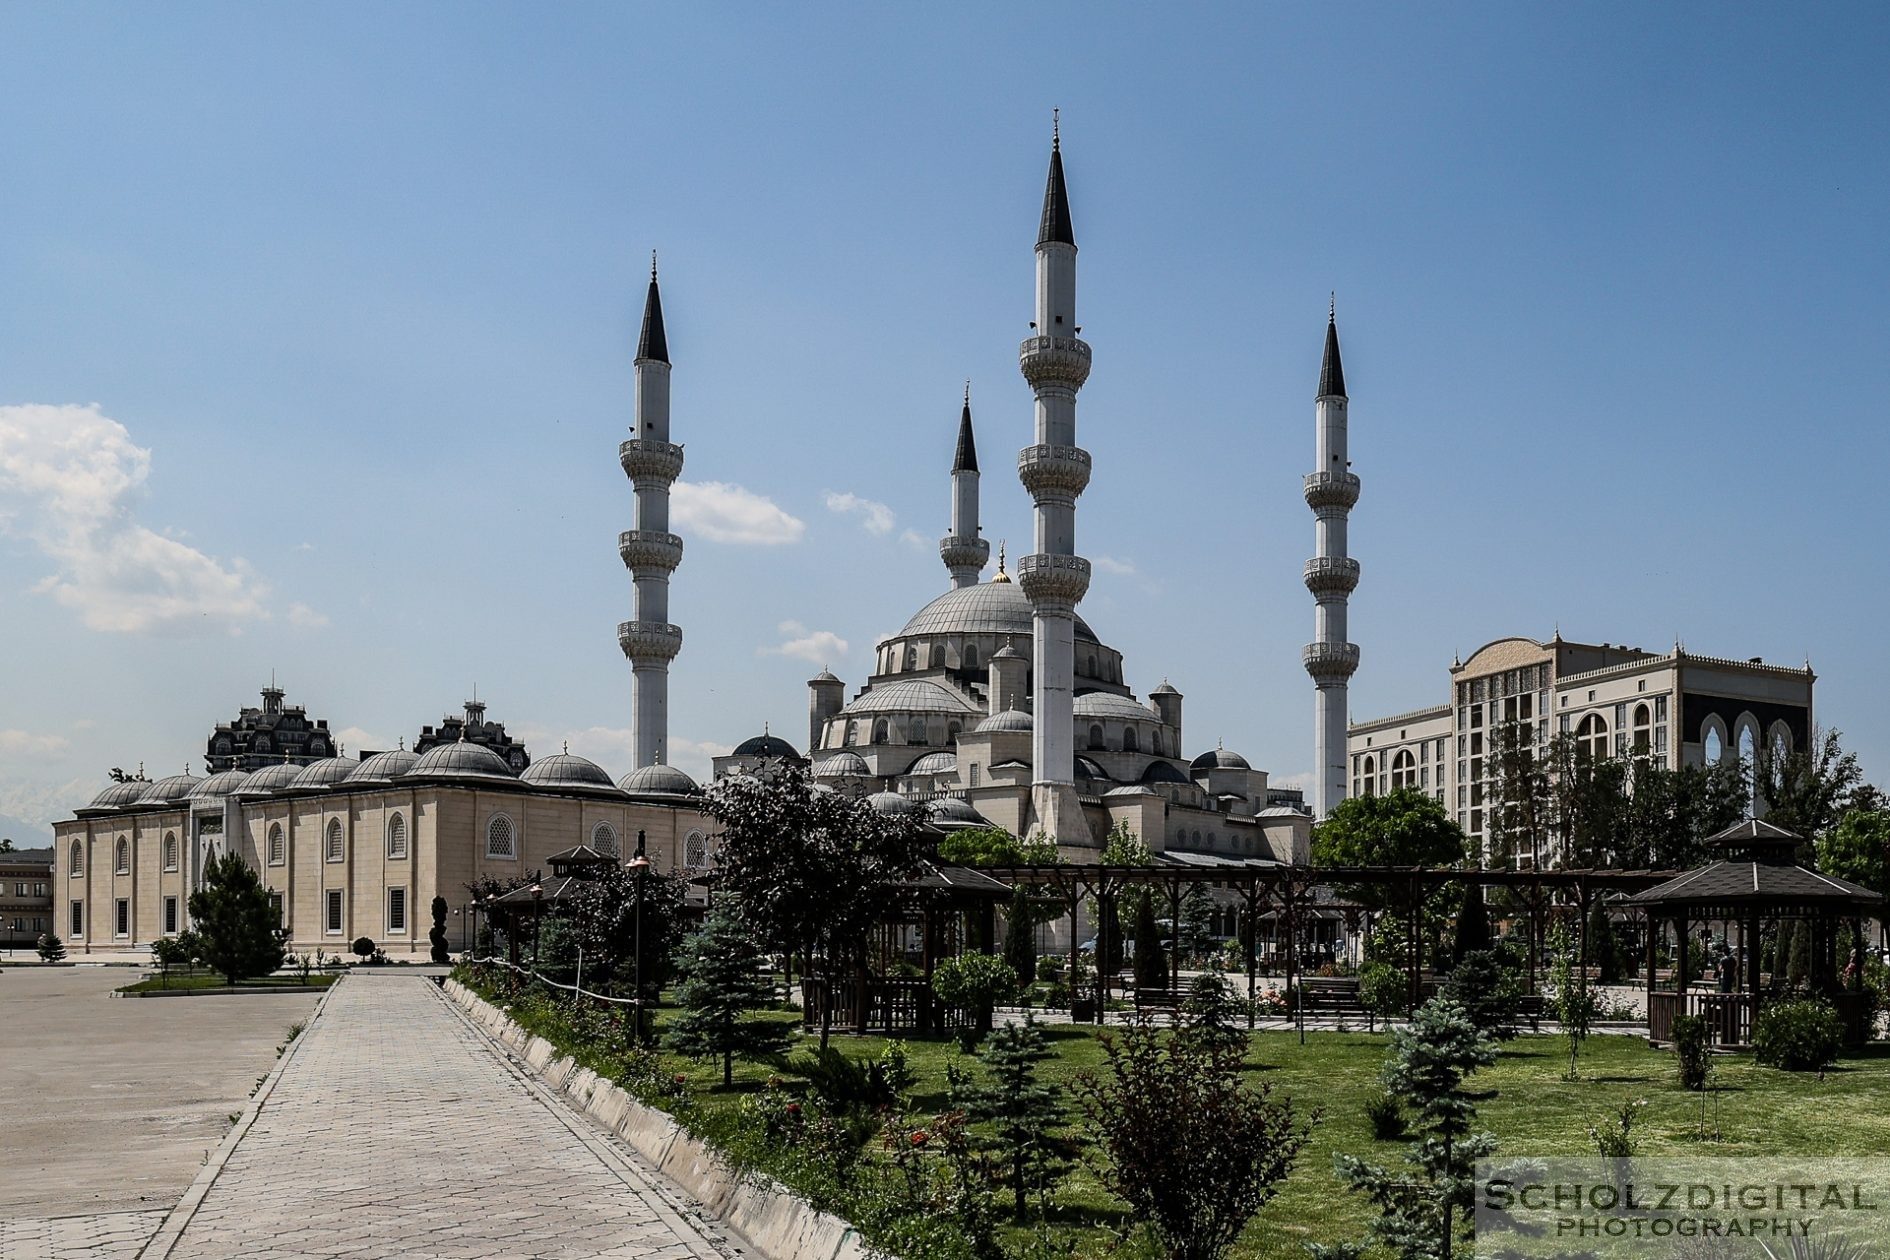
(1348, 634, 1815, 858)
(1, 848, 54, 948)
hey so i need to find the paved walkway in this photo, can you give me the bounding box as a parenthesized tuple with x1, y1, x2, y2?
(144, 976, 734, 1260)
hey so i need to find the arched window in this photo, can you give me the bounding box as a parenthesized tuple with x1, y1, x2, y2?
(268, 824, 285, 866)
(114, 838, 129, 875)
(929, 644, 946, 669)
(904, 647, 918, 670)
(70, 839, 83, 876)
(684, 830, 708, 870)
(963, 645, 979, 672)
(1122, 727, 1139, 754)
(591, 822, 619, 858)
(485, 815, 516, 859)
(1361, 756, 1376, 796)
(1391, 749, 1418, 790)
(1632, 704, 1652, 754)
(947, 722, 961, 743)
(1088, 724, 1106, 751)
(386, 813, 407, 860)
(1084, 653, 1096, 677)
(844, 720, 859, 747)
(1704, 726, 1724, 764)
(1192, 830, 1202, 845)
(872, 718, 891, 745)
(1576, 714, 1609, 761)
(163, 832, 178, 872)
(325, 819, 344, 863)
(1767, 721, 1792, 765)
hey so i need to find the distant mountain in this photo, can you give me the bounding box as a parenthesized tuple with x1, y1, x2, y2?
(0, 812, 55, 849)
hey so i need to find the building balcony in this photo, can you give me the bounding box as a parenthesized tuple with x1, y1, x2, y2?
(1301, 641, 1361, 680)
(617, 620, 684, 663)
(1016, 552, 1092, 609)
(1303, 470, 1362, 511)
(618, 530, 684, 574)
(1016, 443, 1092, 500)
(939, 534, 990, 572)
(1017, 334, 1092, 392)
(619, 439, 685, 484)
(1302, 556, 1361, 596)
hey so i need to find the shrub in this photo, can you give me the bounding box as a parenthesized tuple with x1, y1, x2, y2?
(931, 953, 1017, 1044)
(36, 932, 65, 963)
(1588, 1098, 1645, 1159)
(351, 936, 376, 960)
(1671, 1014, 1713, 1090)
(428, 895, 450, 964)
(1441, 949, 1520, 1040)
(1363, 1089, 1404, 1141)
(1753, 998, 1843, 1071)
(1183, 972, 1249, 1056)
(1357, 959, 1406, 1019)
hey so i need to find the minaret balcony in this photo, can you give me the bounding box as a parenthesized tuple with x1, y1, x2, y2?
(1301, 641, 1361, 680)
(939, 535, 991, 571)
(1017, 335, 1092, 392)
(1017, 552, 1092, 609)
(618, 620, 684, 663)
(619, 439, 685, 483)
(618, 530, 684, 573)
(1302, 470, 1362, 510)
(1017, 444, 1092, 500)
(1302, 556, 1361, 596)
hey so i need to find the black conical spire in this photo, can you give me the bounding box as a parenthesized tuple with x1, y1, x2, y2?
(637, 252, 669, 365)
(1037, 110, 1075, 247)
(1318, 297, 1346, 399)
(953, 382, 978, 473)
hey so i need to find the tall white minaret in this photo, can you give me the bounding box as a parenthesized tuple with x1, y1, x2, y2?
(1303, 300, 1361, 817)
(1016, 114, 1094, 846)
(618, 256, 685, 768)
(939, 384, 989, 588)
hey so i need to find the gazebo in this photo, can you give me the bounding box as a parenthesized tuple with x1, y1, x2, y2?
(1626, 819, 1882, 1048)
(483, 844, 617, 966)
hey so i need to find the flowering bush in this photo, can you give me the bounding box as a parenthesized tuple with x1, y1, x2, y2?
(1255, 987, 1290, 1016)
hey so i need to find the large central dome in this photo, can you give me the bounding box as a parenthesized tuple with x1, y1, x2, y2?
(897, 580, 1098, 644)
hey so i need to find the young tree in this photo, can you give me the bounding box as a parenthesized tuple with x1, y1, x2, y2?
(36, 932, 65, 963)
(1546, 918, 1599, 1078)
(1818, 807, 1890, 922)
(428, 895, 450, 964)
(1439, 950, 1519, 1041)
(1485, 719, 1554, 868)
(1585, 899, 1622, 984)
(1450, 881, 1492, 965)
(1178, 883, 1216, 961)
(1322, 997, 1498, 1260)
(954, 1013, 1066, 1218)
(1312, 791, 1466, 898)
(1183, 972, 1249, 1055)
(1132, 889, 1167, 991)
(931, 953, 1017, 1045)
(1758, 727, 1865, 845)
(150, 935, 192, 987)
(1001, 885, 1037, 1000)
(1078, 1019, 1314, 1260)
(666, 900, 793, 1086)
(565, 862, 689, 1002)
(704, 763, 924, 1051)
(189, 852, 286, 985)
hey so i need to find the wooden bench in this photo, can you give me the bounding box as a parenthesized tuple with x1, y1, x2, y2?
(1297, 978, 1367, 1018)
(1515, 994, 1547, 1032)
(1133, 985, 1187, 1018)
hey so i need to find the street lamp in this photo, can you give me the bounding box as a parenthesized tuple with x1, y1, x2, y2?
(530, 883, 544, 972)
(629, 831, 651, 1044)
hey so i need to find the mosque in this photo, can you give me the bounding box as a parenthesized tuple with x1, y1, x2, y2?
(53, 125, 1330, 956)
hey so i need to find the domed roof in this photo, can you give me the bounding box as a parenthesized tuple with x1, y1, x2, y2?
(808, 668, 843, 684)
(732, 733, 802, 761)
(897, 580, 1098, 644)
(1190, 747, 1252, 771)
(619, 764, 700, 795)
(188, 770, 253, 800)
(1073, 693, 1160, 722)
(347, 748, 421, 784)
(906, 751, 957, 777)
(975, 709, 1033, 734)
(1141, 760, 1191, 785)
(839, 679, 980, 717)
(991, 638, 1024, 661)
(521, 753, 619, 792)
(867, 790, 917, 816)
(239, 762, 306, 793)
(1074, 755, 1110, 781)
(1149, 680, 1181, 696)
(404, 741, 518, 782)
(1105, 784, 1155, 798)
(133, 773, 202, 805)
(293, 757, 359, 789)
(926, 796, 987, 826)
(813, 751, 871, 779)
(89, 779, 154, 809)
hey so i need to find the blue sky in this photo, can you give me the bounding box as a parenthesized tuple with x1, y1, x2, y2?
(2, 4, 1886, 838)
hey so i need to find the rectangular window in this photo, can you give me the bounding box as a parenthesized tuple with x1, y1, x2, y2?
(325, 889, 343, 935)
(70, 901, 83, 938)
(13, 881, 23, 896)
(270, 891, 285, 927)
(1435, 738, 1446, 761)
(1656, 726, 1669, 755)
(387, 887, 407, 934)
(968, 763, 980, 787)
(37, 881, 48, 896)
(1615, 702, 1628, 728)
(1420, 767, 1430, 788)
(1655, 695, 1669, 721)
(1559, 714, 1572, 734)
(164, 896, 178, 935)
(115, 898, 129, 937)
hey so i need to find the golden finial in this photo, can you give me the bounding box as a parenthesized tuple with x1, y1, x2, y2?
(993, 541, 1010, 582)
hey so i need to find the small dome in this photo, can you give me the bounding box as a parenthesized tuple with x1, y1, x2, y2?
(732, 733, 803, 761)
(188, 770, 253, 800)
(1073, 692, 1160, 723)
(403, 741, 518, 781)
(1141, 760, 1191, 785)
(926, 796, 987, 826)
(808, 669, 843, 685)
(867, 791, 917, 816)
(89, 779, 154, 809)
(520, 753, 618, 791)
(896, 580, 1098, 644)
(906, 751, 957, 777)
(293, 757, 359, 789)
(975, 709, 1033, 734)
(813, 751, 871, 779)
(347, 748, 421, 784)
(991, 639, 1023, 661)
(837, 679, 981, 718)
(1149, 680, 1181, 697)
(619, 763, 700, 795)
(1190, 748, 1252, 771)
(239, 762, 306, 793)
(134, 773, 202, 805)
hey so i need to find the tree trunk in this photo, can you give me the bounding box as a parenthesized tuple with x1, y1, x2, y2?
(723, 1051, 733, 1089)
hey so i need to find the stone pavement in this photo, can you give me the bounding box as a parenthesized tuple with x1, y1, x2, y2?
(144, 975, 735, 1260)
(0, 1211, 167, 1260)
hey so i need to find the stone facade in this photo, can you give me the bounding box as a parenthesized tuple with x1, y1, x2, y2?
(1, 847, 54, 946)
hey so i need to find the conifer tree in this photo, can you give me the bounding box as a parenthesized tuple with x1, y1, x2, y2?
(666, 900, 793, 1086)
(188, 851, 286, 985)
(955, 1013, 1067, 1218)
(428, 895, 451, 964)
(1585, 899, 1621, 984)
(1132, 890, 1167, 991)
(1002, 885, 1037, 1000)
(1451, 881, 1491, 964)
(36, 932, 65, 963)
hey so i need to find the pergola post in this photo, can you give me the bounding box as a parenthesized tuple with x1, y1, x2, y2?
(1167, 876, 1183, 992)
(1241, 881, 1260, 1028)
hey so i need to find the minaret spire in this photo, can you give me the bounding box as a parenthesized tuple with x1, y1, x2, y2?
(1018, 119, 1093, 846)
(940, 383, 989, 587)
(619, 255, 685, 768)
(1303, 300, 1361, 817)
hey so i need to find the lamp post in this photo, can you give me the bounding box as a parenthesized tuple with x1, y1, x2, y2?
(530, 883, 544, 973)
(629, 831, 651, 1044)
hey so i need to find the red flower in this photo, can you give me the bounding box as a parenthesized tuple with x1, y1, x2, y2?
(910, 1130, 929, 1146)
(786, 1102, 802, 1115)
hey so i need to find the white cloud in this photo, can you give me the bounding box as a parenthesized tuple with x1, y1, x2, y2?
(1092, 554, 1137, 576)
(823, 490, 896, 536)
(0, 403, 273, 634)
(760, 619, 849, 665)
(331, 726, 392, 757)
(898, 529, 930, 550)
(287, 601, 330, 629)
(672, 480, 804, 545)
(0, 730, 71, 758)
(294, 541, 316, 553)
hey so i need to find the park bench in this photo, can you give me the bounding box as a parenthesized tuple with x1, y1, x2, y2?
(1132, 985, 1187, 1019)
(1297, 977, 1367, 1018)
(1515, 994, 1547, 1032)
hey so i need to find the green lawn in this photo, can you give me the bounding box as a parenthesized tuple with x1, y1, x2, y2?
(118, 971, 340, 994)
(466, 973, 1890, 1260)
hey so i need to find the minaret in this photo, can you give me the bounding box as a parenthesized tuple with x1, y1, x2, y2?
(1303, 299, 1362, 817)
(618, 255, 685, 769)
(939, 384, 989, 588)
(1016, 113, 1094, 846)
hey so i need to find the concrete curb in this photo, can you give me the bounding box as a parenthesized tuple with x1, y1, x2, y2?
(442, 978, 879, 1260)
(134, 975, 342, 1259)
(111, 983, 340, 999)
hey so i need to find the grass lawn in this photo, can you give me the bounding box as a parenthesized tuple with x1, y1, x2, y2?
(470, 975, 1890, 1260)
(118, 972, 341, 994)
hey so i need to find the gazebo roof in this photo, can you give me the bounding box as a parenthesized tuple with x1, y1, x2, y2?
(1626, 818, 1881, 917)
(486, 875, 589, 909)
(905, 861, 1013, 899)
